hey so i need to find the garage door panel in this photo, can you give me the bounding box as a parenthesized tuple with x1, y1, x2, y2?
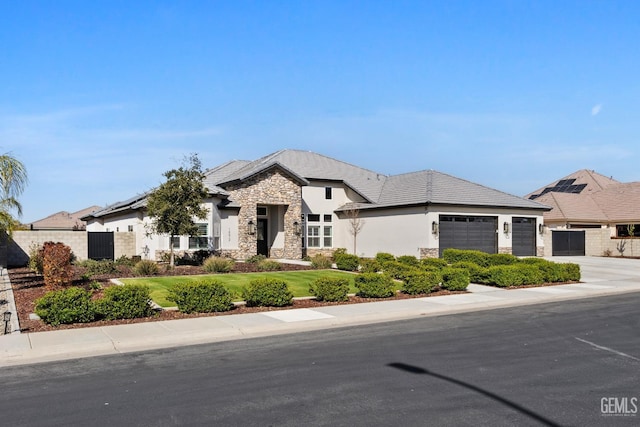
(439, 215, 497, 257)
(512, 217, 536, 256)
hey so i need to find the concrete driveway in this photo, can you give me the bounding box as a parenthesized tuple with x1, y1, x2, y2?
(545, 255, 640, 283)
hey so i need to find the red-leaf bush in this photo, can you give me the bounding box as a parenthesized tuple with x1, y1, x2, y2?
(42, 241, 74, 289)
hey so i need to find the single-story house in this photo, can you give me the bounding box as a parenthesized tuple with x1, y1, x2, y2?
(526, 169, 640, 256)
(82, 149, 550, 260)
(27, 206, 102, 231)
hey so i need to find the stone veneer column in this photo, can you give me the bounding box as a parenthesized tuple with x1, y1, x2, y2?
(226, 169, 303, 260)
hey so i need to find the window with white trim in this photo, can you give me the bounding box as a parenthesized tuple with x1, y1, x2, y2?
(307, 226, 320, 247)
(323, 226, 332, 247)
(189, 223, 209, 249)
(171, 236, 181, 249)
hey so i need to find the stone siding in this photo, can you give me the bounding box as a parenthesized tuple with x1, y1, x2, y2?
(225, 169, 303, 260)
(419, 248, 439, 259)
(498, 247, 511, 254)
(305, 248, 336, 259)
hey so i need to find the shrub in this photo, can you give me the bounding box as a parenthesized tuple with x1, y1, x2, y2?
(441, 267, 470, 291)
(334, 253, 360, 272)
(76, 259, 118, 276)
(375, 252, 396, 264)
(519, 258, 563, 282)
(517, 259, 580, 282)
(442, 249, 490, 267)
(487, 253, 519, 266)
(257, 259, 282, 271)
(450, 261, 490, 284)
(487, 264, 544, 287)
(246, 254, 267, 264)
(562, 263, 581, 282)
(332, 248, 348, 259)
(203, 256, 235, 273)
(242, 278, 293, 307)
(380, 261, 420, 281)
(420, 257, 448, 269)
(34, 287, 95, 326)
(396, 255, 420, 267)
(95, 284, 153, 320)
(402, 270, 441, 295)
(359, 258, 381, 273)
(192, 249, 212, 265)
(42, 241, 74, 288)
(310, 254, 333, 269)
(309, 277, 350, 302)
(354, 273, 395, 298)
(115, 255, 137, 267)
(168, 280, 235, 313)
(27, 243, 44, 274)
(134, 259, 159, 276)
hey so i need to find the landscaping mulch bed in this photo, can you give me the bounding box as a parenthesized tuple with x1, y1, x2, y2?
(9, 264, 465, 334)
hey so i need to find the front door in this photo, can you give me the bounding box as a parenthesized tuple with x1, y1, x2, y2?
(257, 218, 269, 256)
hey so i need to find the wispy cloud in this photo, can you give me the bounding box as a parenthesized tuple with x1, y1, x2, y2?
(591, 104, 603, 116)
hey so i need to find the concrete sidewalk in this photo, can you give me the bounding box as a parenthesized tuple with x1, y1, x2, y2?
(2, 256, 639, 367)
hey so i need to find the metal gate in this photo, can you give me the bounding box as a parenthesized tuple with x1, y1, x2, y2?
(512, 217, 536, 256)
(88, 232, 114, 260)
(439, 215, 498, 257)
(552, 230, 585, 256)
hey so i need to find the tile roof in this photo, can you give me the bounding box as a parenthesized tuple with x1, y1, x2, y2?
(372, 170, 547, 210)
(88, 149, 549, 217)
(531, 173, 640, 224)
(216, 149, 385, 202)
(31, 205, 102, 229)
(526, 169, 619, 200)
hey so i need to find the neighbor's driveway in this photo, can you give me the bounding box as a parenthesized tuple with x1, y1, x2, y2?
(546, 255, 640, 283)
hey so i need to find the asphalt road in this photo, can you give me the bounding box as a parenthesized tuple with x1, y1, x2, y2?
(2, 293, 639, 427)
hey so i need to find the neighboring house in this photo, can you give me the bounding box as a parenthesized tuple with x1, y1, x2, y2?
(28, 205, 102, 231)
(526, 169, 640, 256)
(82, 149, 550, 260)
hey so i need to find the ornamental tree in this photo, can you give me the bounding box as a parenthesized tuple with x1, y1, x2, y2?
(146, 154, 209, 266)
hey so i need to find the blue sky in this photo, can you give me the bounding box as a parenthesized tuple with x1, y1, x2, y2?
(2, 1, 639, 223)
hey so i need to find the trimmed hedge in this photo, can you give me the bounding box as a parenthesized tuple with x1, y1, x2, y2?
(381, 261, 421, 281)
(354, 273, 395, 298)
(396, 255, 420, 267)
(487, 264, 544, 287)
(442, 248, 490, 267)
(359, 258, 381, 273)
(334, 253, 360, 272)
(441, 267, 470, 291)
(375, 252, 396, 264)
(420, 258, 448, 269)
(309, 277, 350, 302)
(95, 284, 153, 320)
(562, 263, 581, 281)
(168, 280, 235, 313)
(35, 287, 95, 326)
(487, 253, 519, 266)
(242, 278, 293, 307)
(450, 261, 490, 284)
(402, 270, 441, 295)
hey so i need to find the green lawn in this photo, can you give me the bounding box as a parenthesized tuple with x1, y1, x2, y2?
(121, 270, 359, 308)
